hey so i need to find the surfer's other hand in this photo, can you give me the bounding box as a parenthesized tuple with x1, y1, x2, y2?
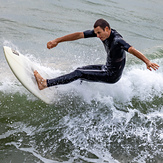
(146, 61, 159, 71)
(47, 40, 58, 49)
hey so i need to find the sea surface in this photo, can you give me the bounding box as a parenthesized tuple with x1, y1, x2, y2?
(0, 0, 163, 162)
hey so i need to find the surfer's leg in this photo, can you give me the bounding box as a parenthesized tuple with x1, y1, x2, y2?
(46, 64, 118, 87)
(35, 64, 122, 89)
(34, 70, 47, 90)
(47, 69, 83, 87)
(76, 64, 122, 83)
(46, 65, 105, 87)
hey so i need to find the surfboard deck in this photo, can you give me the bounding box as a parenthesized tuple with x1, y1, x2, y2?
(3, 46, 53, 104)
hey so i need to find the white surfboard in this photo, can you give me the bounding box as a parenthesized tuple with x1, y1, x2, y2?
(3, 46, 54, 104)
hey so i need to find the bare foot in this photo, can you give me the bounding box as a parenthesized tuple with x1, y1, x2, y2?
(34, 70, 47, 90)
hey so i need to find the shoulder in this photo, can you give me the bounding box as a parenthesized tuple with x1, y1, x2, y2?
(110, 29, 123, 44)
(111, 29, 123, 39)
(83, 30, 97, 38)
(112, 29, 131, 51)
(111, 29, 124, 43)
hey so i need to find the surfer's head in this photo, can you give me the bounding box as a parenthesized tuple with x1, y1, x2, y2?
(94, 19, 111, 41)
(94, 19, 110, 31)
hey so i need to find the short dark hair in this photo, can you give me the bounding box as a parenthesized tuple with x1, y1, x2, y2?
(94, 19, 110, 30)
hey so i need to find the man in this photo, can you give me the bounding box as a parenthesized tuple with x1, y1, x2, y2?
(34, 19, 159, 90)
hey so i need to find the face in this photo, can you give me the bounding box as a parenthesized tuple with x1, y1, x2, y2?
(94, 26, 111, 41)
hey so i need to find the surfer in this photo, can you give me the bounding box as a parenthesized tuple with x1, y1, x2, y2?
(34, 19, 159, 90)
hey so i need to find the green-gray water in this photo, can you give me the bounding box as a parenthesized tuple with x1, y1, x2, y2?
(0, 0, 163, 162)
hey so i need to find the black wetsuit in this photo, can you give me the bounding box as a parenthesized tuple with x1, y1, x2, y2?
(47, 29, 131, 87)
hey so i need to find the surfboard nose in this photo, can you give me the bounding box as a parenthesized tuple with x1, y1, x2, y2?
(3, 46, 7, 51)
(3, 46, 11, 54)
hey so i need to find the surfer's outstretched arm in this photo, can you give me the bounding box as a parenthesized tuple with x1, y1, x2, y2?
(128, 47, 159, 71)
(47, 32, 84, 49)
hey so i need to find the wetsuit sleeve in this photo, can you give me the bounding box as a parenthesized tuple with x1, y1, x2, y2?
(117, 38, 131, 52)
(83, 30, 97, 38)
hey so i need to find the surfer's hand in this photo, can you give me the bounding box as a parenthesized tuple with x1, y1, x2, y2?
(146, 61, 159, 71)
(47, 40, 58, 49)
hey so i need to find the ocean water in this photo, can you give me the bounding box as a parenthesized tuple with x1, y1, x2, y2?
(0, 0, 163, 162)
